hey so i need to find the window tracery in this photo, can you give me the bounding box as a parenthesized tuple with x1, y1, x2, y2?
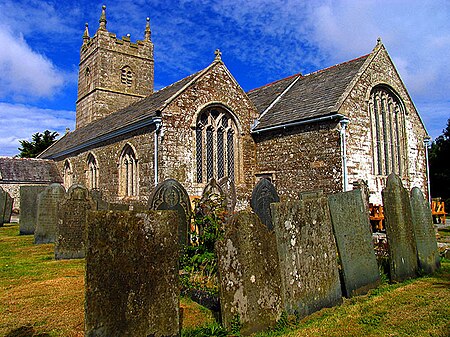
(86, 153, 99, 190)
(119, 144, 138, 196)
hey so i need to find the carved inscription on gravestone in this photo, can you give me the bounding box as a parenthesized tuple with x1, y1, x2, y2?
(148, 179, 191, 245)
(382, 174, 418, 282)
(85, 210, 180, 337)
(55, 185, 94, 259)
(251, 178, 280, 230)
(410, 187, 440, 274)
(272, 197, 342, 317)
(35, 183, 65, 244)
(19, 185, 47, 235)
(217, 211, 283, 335)
(328, 189, 380, 297)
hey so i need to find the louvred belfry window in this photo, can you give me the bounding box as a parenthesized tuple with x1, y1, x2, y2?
(195, 106, 238, 184)
(121, 66, 133, 86)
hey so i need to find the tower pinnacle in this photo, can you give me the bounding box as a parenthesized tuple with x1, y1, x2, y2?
(145, 17, 151, 41)
(99, 5, 107, 31)
(83, 23, 90, 43)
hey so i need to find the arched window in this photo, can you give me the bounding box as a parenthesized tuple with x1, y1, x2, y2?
(86, 153, 99, 190)
(369, 86, 406, 176)
(119, 144, 138, 196)
(63, 160, 73, 189)
(195, 106, 238, 184)
(121, 66, 133, 86)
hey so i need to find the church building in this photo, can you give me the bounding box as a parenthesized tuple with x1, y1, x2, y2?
(39, 6, 429, 208)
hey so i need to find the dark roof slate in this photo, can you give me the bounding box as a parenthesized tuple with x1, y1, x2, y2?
(41, 70, 200, 158)
(250, 55, 368, 131)
(0, 157, 62, 183)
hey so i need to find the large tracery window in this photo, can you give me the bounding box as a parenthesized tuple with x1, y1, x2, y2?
(119, 144, 138, 197)
(63, 160, 73, 189)
(86, 153, 99, 190)
(195, 106, 238, 184)
(369, 86, 406, 176)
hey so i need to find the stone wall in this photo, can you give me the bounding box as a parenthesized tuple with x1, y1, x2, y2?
(254, 120, 342, 200)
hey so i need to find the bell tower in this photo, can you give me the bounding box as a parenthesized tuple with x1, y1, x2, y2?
(76, 6, 154, 128)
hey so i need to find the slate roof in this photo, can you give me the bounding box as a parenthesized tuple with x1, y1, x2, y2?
(248, 55, 369, 131)
(40, 70, 201, 159)
(0, 157, 62, 183)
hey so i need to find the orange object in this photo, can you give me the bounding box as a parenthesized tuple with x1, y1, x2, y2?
(369, 203, 385, 232)
(431, 200, 446, 224)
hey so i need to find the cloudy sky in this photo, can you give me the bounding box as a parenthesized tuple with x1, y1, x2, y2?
(0, 0, 449, 156)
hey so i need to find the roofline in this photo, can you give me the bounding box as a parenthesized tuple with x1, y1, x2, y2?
(251, 113, 345, 134)
(247, 72, 302, 94)
(42, 116, 162, 159)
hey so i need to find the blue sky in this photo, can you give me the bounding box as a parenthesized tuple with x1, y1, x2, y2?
(0, 0, 449, 156)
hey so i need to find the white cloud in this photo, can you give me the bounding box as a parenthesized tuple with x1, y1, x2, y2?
(0, 103, 75, 157)
(0, 26, 66, 100)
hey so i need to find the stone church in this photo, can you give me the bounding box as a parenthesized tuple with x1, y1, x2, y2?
(38, 6, 429, 208)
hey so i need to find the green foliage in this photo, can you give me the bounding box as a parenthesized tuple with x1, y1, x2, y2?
(429, 118, 450, 204)
(18, 130, 59, 158)
(181, 322, 228, 337)
(230, 313, 242, 335)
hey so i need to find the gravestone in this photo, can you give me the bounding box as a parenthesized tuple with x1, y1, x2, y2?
(148, 179, 191, 245)
(217, 211, 283, 335)
(201, 178, 226, 208)
(0, 187, 6, 226)
(4, 192, 13, 224)
(19, 185, 47, 234)
(218, 176, 237, 213)
(251, 178, 280, 230)
(34, 183, 65, 244)
(328, 189, 380, 297)
(382, 174, 418, 282)
(90, 189, 109, 211)
(271, 196, 342, 318)
(85, 210, 180, 337)
(55, 184, 94, 259)
(410, 187, 440, 274)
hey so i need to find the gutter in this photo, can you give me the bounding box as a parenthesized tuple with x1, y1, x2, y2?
(251, 113, 345, 134)
(45, 116, 162, 159)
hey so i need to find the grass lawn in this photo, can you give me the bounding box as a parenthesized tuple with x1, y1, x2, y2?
(1, 222, 449, 336)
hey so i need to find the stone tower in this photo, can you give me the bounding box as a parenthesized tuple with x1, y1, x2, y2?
(76, 6, 154, 128)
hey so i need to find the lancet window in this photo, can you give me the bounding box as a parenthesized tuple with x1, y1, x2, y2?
(195, 106, 238, 184)
(86, 153, 99, 190)
(369, 86, 407, 176)
(119, 144, 138, 196)
(63, 160, 73, 189)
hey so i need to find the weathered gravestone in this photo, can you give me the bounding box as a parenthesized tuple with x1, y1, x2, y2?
(328, 189, 380, 297)
(4, 192, 13, 224)
(19, 185, 47, 234)
(382, 174, 418, 282)
(217, 211, 283, 336)
(201, 178, 227, 208)
(34, 183, 65, 244)
(218, 176, 237, 213)
(271, 196, 342, 317)
(251, 178, 280, 230)
(85, 210, 180, 337)
(410, 187, 440, 274)
(148, 179, 191, 245)
(55, 184, 94, 259)
(90, 189, 131, 211)
(0, 187, 7, 226)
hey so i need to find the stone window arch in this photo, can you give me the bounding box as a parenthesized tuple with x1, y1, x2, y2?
(63, 159, 73, 189)
(121, 66, 133, 86)
(86, 153, 99, 190)
(195, 106, 239, 184)
(369, 85, 407, 176)
(119, 144, 138, 197)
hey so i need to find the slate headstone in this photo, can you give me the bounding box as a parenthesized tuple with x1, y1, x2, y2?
(272, 197, 342, 318)
(382, 174, 418, 282)
(217, 211, 283, 335)
(251, 178, 280, 230)
(0, 187, 6, 226)
(55, 184, 94, 259)
(34, 183, 65, 244)
(19, 185, 47, 235)
(148, 179, 191, 245)
(328, 189, 380, 297)
(85, 210, 180, 337)
(410, 187, 440, 274)
(4, 192, 13, 224)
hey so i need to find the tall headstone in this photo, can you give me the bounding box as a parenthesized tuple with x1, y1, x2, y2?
(382, 174, 418, 282)
(0, 187, 6, 226)
(148, 179, 191, 245)
(217, 211, 283, 336)
(19, 185, 47, 234)
(85, 210, 180, 337)
(55, 184, 94, 259)
(251, 178, 280, 230)
(201, 178, 226, 208)
(34, 183, 65, 244)
(4, 192, 13, 224)
(410, 187, 440, 274)
(328, 189, 380, 297)
(271, 197, 342, 318)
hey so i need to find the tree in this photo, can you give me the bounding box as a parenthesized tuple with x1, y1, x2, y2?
(429, 118, 450, 204)
(18, 130, 59, 158)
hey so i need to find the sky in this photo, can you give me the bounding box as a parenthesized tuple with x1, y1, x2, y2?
(0, 0, 449, 157)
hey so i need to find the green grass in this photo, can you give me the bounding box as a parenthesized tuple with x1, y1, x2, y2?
(438, 227, 450, 238)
